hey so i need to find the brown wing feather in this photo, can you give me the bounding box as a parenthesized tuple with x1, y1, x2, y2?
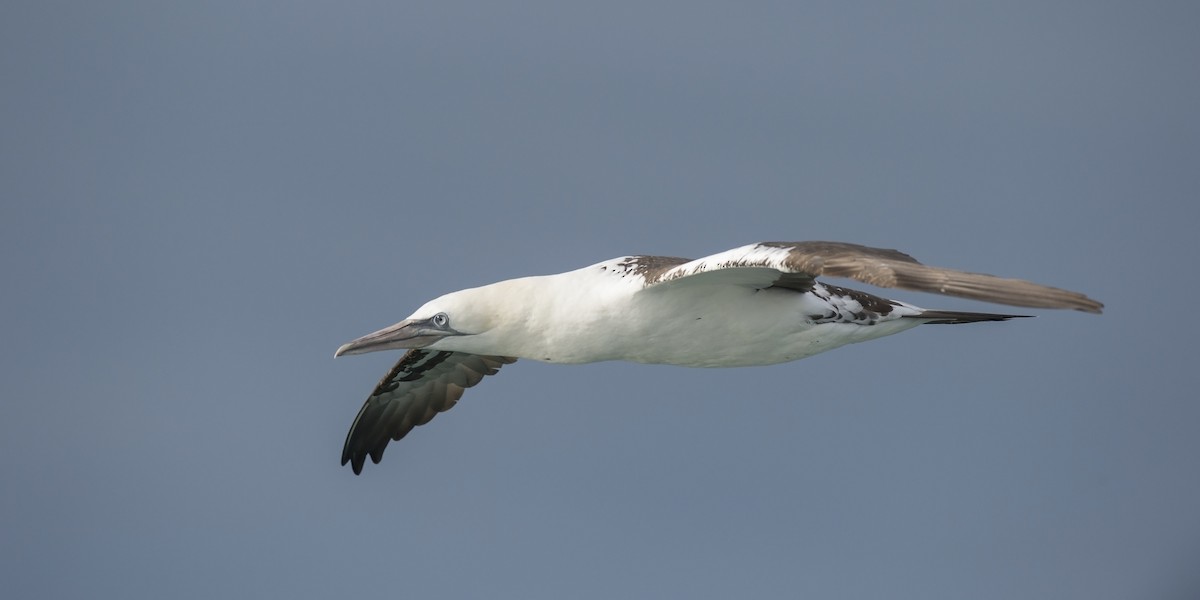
(341, 350, 517, 474)
(637, 241, 1102, 313)
(761, 241, 1103, 313)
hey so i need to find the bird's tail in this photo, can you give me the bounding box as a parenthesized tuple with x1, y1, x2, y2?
(908, 310, 1031, 325)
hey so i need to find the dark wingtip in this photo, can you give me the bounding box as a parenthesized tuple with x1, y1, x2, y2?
(342, 445, 385, 476)
(342, 452, 366, 475)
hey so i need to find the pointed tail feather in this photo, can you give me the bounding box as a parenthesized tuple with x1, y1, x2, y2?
(909, 310, 1032, 324)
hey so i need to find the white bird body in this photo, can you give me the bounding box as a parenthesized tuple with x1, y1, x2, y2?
(432, 266, 923, 367)
(335, 241, 1102, 474)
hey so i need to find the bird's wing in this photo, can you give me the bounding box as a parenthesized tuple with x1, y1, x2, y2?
(631, 241, 1103, 313)
(341, 350, 517, 474)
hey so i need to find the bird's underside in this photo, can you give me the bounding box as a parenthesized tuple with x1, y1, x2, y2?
(337, 240, 1103, 474)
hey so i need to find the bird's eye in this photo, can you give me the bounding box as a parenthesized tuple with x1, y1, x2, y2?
(432, 312, 449, 327)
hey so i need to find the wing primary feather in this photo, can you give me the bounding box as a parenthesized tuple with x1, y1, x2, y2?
(341, 350, 517, 475)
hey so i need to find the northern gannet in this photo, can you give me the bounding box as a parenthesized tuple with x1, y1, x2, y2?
(335, 241, 1102, 474)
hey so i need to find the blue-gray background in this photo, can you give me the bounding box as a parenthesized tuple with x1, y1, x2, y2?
(3, 2, 1198, 598)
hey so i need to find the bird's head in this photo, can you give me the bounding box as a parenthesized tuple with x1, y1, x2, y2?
(334, 287, 503, 357)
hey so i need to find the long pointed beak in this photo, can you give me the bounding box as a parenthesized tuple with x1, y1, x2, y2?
(335, 319, 425, 357)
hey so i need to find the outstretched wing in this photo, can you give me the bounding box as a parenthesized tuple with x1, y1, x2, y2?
(628, 241, 1103, 313)
(342, 350, 517, 474)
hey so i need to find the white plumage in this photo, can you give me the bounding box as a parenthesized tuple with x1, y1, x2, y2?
(335, 241, 1102, 474)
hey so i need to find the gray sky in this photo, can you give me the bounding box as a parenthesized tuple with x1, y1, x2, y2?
(3, 2, 1198, 598)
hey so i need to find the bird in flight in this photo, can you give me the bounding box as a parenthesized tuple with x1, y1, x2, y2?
(335, 241, 1102, 474)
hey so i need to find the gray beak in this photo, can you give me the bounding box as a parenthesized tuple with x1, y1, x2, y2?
(335, 319, 435, 357)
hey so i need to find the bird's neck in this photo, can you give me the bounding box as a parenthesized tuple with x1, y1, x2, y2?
(444, 269, 640, 363)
